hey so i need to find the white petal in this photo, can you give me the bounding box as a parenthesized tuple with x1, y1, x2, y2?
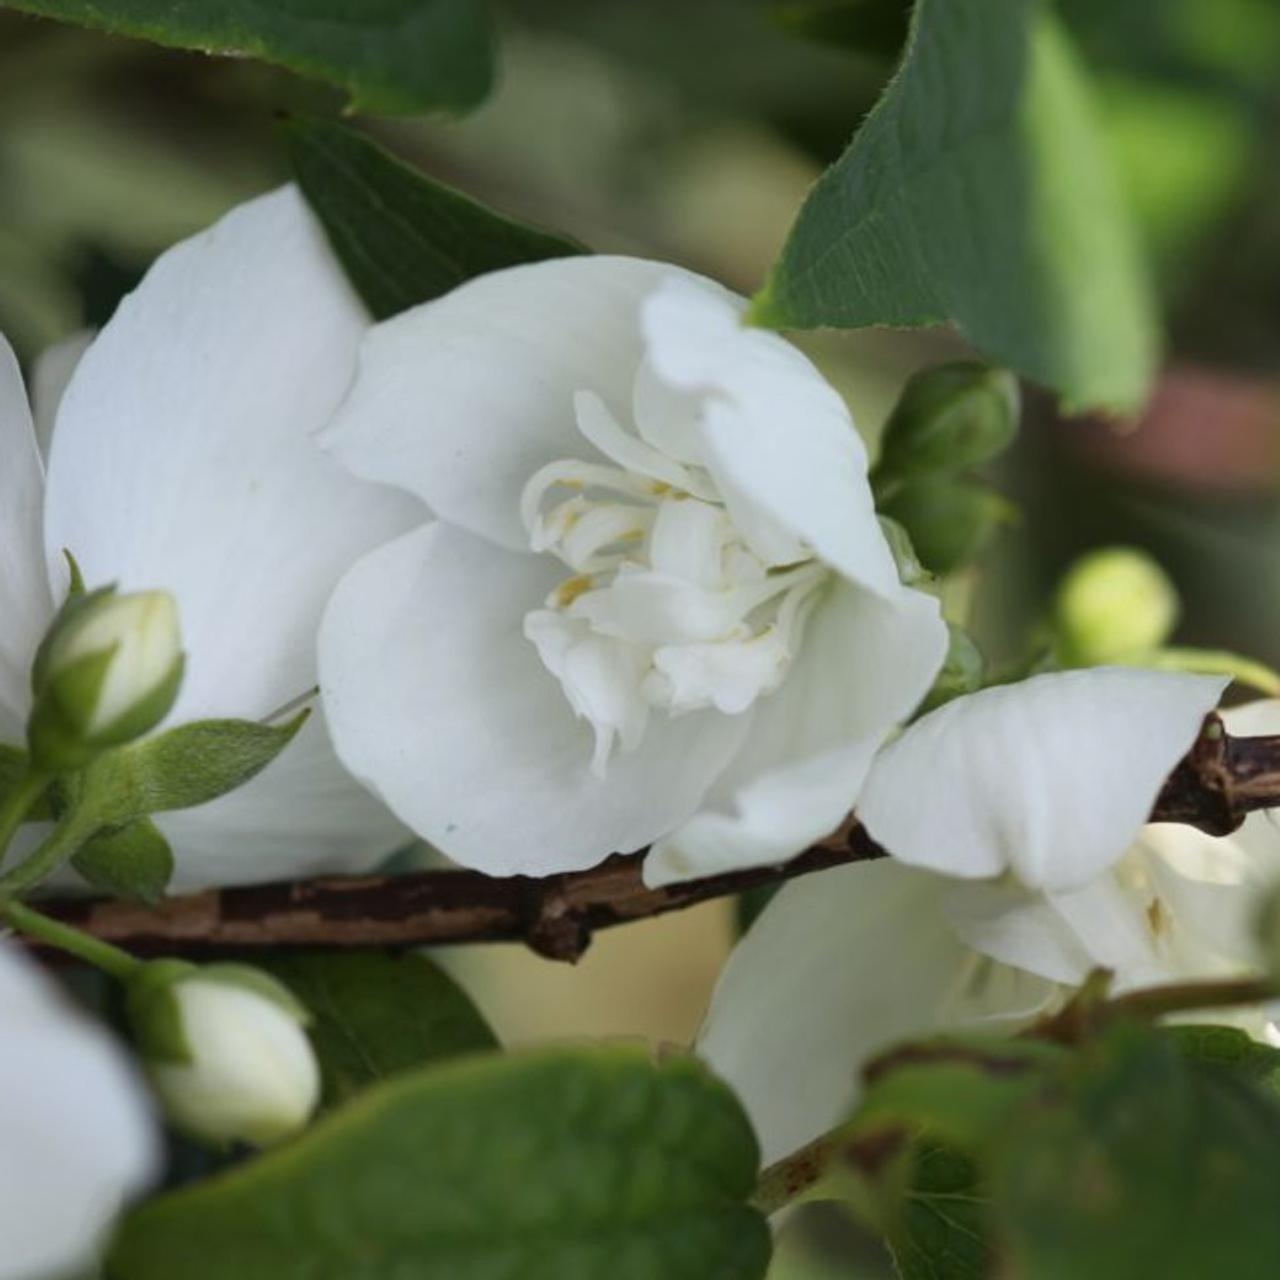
(322, 256, 719, 553)
(645, 580, 946, 885)
(0, 334, 52, 743)
(0, 944, 156, 1279)
(31, 328, 93, 459)
(1138, 824, 1267, 965)
(319, 522, 749, 876)
(44, 185, 422, 723)
(153, 707, 409, 893)
(859, 668, 1229, 891)
(942, 876, 1153, 986)
(697, 861, 1055, 1164)
(41, 188, 420, 883)
(642, 278, 901, 598)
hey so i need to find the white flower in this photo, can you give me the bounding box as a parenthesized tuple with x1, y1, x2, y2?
(858, 667, 1229, 890)
(698, 860, 1058, 1166)
(0, 942, 156, 1279)
(0, 186, 419, 889)
(700, 672, 1258, 1167)
(852, 666, 1251, 1004)
(136, 966, 319, 1149)
(317, 257, 948, 881)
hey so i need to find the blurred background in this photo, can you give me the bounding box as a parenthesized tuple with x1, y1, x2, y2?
(5, 1, 1280, 1271)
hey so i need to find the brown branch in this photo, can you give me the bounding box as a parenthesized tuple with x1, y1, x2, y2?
(34, 714, 1280, 963)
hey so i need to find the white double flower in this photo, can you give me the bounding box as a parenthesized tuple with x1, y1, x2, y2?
(318, 257, 949, 882)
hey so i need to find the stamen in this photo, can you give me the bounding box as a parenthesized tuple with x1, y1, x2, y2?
(521, 371, 831, 776)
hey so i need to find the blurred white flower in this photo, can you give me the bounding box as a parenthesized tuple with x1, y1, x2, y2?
(0, 186, 419, 889)
(318, 257, 947, 881)
(0, 942, 156, 1280)
(701, 672, 1256, 1167)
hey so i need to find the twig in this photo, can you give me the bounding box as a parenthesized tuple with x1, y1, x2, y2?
(33, 714, 1280, 963)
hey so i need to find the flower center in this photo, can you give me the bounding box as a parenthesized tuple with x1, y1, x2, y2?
(520, 382, 828, 776)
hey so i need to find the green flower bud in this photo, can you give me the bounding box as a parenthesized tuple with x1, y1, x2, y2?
(918, 624, 985, 714)
(126, 961, 318, 1149)
(1054, 547, 1180, 667)
(29, 587, 184, 770)
(879, 478, 1015, 575)
(874, 362, 1020, 486)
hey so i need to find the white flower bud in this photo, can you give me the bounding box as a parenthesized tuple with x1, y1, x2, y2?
(31, 587, 184, 768)
(1054, 547, 1179, 667)
(129, 963, 319, 1149)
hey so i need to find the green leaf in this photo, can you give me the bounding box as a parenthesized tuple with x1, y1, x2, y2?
(287, 118, 585, 320)
(83, 712, 307, 826)
(771, 0, 910, 60)
(889, 1143, 989, 1280)
(72, 816, 173, 903)
(754, 0, 1158, 413)
(109, 1047, 771, 1280)
(855, 1035, 1067, 1151)
(992, 1025, 1280, 1279)
(1168, 1023, 1280, 1095)
(261, 951, 498, 1106)
(0, 745, 46, 817)
(3, 0, 495, 115)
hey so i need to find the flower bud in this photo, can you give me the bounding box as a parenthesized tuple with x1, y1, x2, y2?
(126, 961, 319, 1149)
(1053, 547, 1179, 667)
(29, 587, 184, 770)
(874, 362, 1020, 486)
(880, 477, 1014, 575)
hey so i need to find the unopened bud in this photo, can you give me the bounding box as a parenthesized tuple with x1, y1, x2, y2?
(1054, 547, 1179, 667)
(880, 478, 1014, 575)
(874, 362, 1020, 486)
(126, 961, 318, 1149)
(30, 587, 183, 770)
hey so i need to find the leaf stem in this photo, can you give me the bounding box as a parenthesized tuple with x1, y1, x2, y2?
(0, 811, 93, 894)
(753, 1131, 843, 1216)
(0, 770, 48, 864)
(2, 899, 138, 980)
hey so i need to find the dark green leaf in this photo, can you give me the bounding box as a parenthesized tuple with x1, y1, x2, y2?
(72, 816, 173, 902)
(754, 0, 1158, 413)
(287, 118, 585, 320)
(4, 0, 495, 115)
(1168, 1023, 1280, 1094)
(889, 1144, 989, 1280)
(262, 951, 497, 1105)
(772, 0, 911, 61)
(993, 1025, 1280, 1279)
(109, 1047, 771, 1280)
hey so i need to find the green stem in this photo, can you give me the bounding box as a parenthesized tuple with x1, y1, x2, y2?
(3, 899, 139, 980)
(0, 770, 49, 864)
(0, 811, 92, 894)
